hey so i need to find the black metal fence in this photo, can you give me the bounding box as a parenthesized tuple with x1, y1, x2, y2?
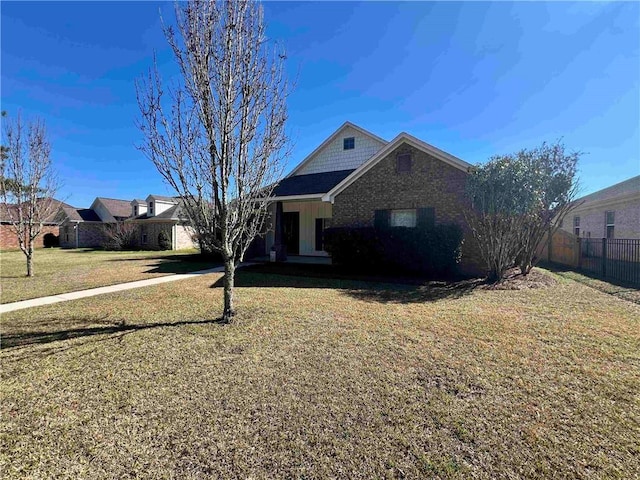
(579, 238, 640, 286)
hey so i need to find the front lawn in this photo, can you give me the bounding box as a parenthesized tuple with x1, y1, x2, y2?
(0, 248, 216, 303)
(1, 269, 638, 478)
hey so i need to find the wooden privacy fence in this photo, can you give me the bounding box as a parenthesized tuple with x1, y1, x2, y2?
(540, 230, 640, 286)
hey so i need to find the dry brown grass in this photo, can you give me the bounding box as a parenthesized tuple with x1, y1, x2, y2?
(1, 268, 639, 478)
(0, 248, 216, 303)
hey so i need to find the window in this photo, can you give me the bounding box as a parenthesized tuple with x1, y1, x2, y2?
(390, 209, 417, 228)
(141, 233, 148, 244)
(134, 205, 138, 216)
(343, 137, 355, 150)
(573, 216, 580, 237)
(315, 218, 330, 251)
(605, 211, 615, 239)
(396, 153, 412, 173)
(149, 202, 154, 215)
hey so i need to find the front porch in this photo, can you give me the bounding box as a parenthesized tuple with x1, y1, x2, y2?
(265, 199, 332, 260)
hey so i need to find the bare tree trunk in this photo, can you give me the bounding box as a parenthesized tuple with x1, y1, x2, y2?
(222, 257, 235, 322)
(26, 241, 34, 277)
(136, 0, 290, 323)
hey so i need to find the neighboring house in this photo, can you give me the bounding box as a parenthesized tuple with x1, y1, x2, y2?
(58, 197, 132, 248)
(57, 195, 196, 250)
(127, 195, 196, 250)
(263, 121, 483, 274)
(0, 198, 68, 250)
(559, 175, 640, 240)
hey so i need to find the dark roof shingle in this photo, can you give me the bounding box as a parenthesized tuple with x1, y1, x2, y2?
(61, 206, 102, 222)
(271, 169, 355, 197)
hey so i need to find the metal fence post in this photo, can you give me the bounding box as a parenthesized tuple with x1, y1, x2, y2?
(601, 237, 607, 277)
(577, 237, 582, 269)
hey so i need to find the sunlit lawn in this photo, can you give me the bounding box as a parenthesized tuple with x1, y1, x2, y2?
(1, 268, 638, 478)
(0, 248, 216, 303)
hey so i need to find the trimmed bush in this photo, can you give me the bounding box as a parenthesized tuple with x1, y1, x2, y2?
(158, 230, 172, 251)
(324, 224, 463, 277)
(43, 233, 59, 248)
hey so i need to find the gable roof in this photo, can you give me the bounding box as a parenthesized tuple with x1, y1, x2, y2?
(287, 121, 388, 178)
(60, 206, 102, 222)
(1, 198, 72, 224)
(94, 197, 132, 218)
(322, 132, 471, 203)
(271, 169, 356, 199)
(146, 194, 179, 203)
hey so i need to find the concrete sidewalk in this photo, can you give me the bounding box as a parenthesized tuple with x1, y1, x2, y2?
(1, 266, 228, 314)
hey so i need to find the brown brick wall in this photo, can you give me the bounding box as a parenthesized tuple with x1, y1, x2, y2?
(332, 143, 484, 275)
(59, 222, 108, 248)
(0, 224, 60, 250)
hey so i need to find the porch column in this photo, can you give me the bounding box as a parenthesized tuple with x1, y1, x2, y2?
(272, 201, 287, 261)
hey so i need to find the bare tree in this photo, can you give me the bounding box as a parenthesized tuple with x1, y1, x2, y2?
(1, 112, 60, 277)
(103, 221, 138, 251)
(137, 0, 289, 322)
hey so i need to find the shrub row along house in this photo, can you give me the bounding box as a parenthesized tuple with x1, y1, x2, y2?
(57, 195, 195, 250)
(260, 121, 484, 275)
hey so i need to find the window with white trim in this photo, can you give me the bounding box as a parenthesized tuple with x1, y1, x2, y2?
(605, 211, 615, 239)
(573, 216, 580, 236)
(390, 209, 417, 228)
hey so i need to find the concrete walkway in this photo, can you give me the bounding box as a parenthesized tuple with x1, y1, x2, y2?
(1, 265, 230, 314)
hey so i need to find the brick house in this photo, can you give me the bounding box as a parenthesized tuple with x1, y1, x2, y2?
(559, 175, 640, 240)
(0, 199, 67, 250)
(263, 122, 483, 274)
(57, 195, 196, 250)
(58, 197, 132, 248)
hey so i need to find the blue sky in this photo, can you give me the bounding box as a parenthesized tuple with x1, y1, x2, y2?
(1, 1, 638, 208)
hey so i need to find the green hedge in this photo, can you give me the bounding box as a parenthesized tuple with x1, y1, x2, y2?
(324, 225, 463, 277)
(158, 231, 172, 251)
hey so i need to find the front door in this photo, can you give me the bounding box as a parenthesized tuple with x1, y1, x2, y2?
(282, 212, 300, 255)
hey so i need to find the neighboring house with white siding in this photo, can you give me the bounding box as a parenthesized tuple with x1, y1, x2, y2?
(559, 175, 640, 240)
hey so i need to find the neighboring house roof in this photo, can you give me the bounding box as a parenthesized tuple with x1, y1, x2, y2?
(287, 121, 387, 178)
(94, 197, 132, 219)
(146, 194, 179, 203)
(271, 169, 356, 199)
(322, 132, 472, 203)
(1, 198, 72, 224)
(60, 206, 102, 222)
(570, 175, 640, 210)
(131, 198, 146, 205)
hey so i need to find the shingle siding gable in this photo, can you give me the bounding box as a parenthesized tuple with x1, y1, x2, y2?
(295, 126, 385, 176)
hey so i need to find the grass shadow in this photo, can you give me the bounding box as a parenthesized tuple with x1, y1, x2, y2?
(2, 317, 226, 350)
(102, 253, 221, 275)
(211, 265, 484, 304)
